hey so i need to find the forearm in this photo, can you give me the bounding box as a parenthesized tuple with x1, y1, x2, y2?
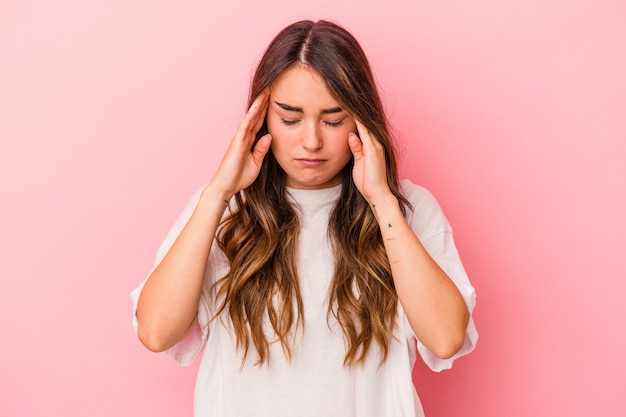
(371, 194, 469, 359)
(135, 92, 270, 352)
(136, 184, 229, 352)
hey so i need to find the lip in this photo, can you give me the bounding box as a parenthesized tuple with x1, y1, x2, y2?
(296, 158, 326, 167)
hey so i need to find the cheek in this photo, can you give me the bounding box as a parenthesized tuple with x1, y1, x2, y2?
(335, 121, 357, 149)
(266, 114, 293, 142)
(330, 125, 355, 150)
(266, 117, 291, 155)
(344, 119, 358, 133)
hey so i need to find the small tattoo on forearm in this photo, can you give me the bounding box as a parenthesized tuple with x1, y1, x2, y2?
(388, 223, 392, 228)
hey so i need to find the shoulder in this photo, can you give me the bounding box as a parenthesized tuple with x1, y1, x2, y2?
(399, 179, 452, 241)
(399, 179, 446, 218)
(400, 179, 438, 205)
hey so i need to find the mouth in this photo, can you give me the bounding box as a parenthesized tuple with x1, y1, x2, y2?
(296, 158, 326, 167)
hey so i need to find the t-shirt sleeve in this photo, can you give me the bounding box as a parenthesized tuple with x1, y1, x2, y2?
(130, 186, 222, 366)
(400, 180, 478, 372)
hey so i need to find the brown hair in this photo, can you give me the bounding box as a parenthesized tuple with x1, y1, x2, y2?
(214, 20, 410, 366)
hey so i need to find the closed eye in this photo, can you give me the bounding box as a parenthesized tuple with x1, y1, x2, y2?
(280, 118, 300, 126)
(323, 118, 346, 127)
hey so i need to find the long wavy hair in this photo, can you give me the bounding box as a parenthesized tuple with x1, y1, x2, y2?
(213, 20, 410, 366)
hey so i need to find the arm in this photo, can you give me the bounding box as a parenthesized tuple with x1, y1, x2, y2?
(348, 122, 469, 359)
(136, 91, 271, 352)
(369, 193, 469, 359)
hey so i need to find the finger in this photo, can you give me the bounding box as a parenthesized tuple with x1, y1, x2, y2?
(232, 93, 268, 149)
(354, 119, 383, 153)
(251, 94, 269, 134)
(244, 90, 269, 135)
(348, 132, 364, 159)
(354, 119, 376, 149)
(251, 134, 272, 164)
(235, 108, 257, 139)
(354, 119, 369, 139)
(249, 90, 268, 113)
(241, 91, 268, 128)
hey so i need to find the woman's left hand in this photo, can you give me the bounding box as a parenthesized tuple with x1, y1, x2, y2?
(348, 120, 393, 204)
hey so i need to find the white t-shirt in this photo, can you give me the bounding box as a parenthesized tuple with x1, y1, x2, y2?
(131, 180, 477, 417)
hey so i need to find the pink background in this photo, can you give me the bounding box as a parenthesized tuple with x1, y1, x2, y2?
(1, 1, 625, 416)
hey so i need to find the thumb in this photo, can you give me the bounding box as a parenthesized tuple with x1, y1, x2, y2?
(252, 134, 272, 162)
(348, 132, 363, 159)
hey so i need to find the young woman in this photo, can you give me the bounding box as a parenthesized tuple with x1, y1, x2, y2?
(132, 19, 477, 417)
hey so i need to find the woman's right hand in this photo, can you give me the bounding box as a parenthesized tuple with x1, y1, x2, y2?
(208, 90, 271, 199)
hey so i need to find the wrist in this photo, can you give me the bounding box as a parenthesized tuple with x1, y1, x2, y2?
(369, 192, 400, 220)
(202, 181, 235, 204)
(368, 192, 399, 211)
(197, 183, 233, 216)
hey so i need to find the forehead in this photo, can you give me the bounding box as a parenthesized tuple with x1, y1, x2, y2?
(270, 65, 339, 109)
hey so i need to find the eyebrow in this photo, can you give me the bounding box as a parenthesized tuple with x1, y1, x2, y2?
(274, 101, 344, 115)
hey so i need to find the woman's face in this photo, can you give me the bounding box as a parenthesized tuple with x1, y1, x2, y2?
(266, 65, 357, 190)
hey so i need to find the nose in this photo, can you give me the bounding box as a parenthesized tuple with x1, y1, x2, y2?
(301, 121, 322, 151)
